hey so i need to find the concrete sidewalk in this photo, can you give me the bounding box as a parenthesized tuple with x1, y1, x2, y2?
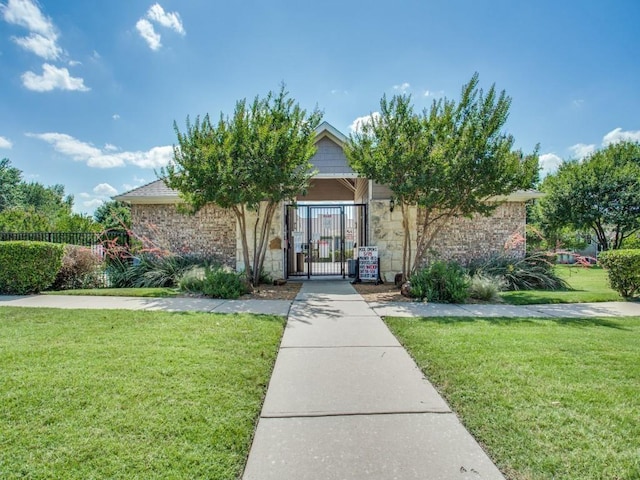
(370, 299, 640, 318)
(242, 281, 505, 480)
(0, 294, 291, 316)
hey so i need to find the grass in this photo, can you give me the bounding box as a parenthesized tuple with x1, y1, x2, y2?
(0, 307, 284, 479)
(43, 287, 180, 297)
(385, 315, 640, 480)
(500, 265, 623, 305)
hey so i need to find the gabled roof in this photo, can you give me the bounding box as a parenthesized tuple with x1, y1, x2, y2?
(114, 179, 180, 204)
(116, 122, 353, 203)
(314, 121, 348, 146)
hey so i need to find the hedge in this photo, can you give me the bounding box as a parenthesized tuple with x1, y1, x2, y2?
(598, 249, 640, 298)
(0, 241, 64, 294)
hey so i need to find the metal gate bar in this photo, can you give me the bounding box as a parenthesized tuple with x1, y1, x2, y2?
(286, 204, 367, 279)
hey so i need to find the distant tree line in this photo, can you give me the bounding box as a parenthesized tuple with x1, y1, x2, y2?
(0, 158, 130, 233)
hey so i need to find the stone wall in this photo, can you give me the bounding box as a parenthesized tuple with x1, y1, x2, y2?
(420, 203, 526, 264)
(131, 204, 236, 266)
(236, 203, 285, 279)
(369, 201, 526, 281)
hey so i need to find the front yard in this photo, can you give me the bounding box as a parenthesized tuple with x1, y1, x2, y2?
(0, 307, 284, 479)
(385, 315, 640, 480)
(500, 265, 623, 305)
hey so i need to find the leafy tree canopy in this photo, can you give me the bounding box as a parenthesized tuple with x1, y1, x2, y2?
(0, 158, 23, 211)
(94, 200, 132, 231)
(346, 73, 538, 275)
(540, 141, 640, 250)
(162, 85, 323, 285)
(0, 158, 99, 233)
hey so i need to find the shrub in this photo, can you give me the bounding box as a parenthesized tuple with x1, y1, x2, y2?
(178, 266, 206, 293)
(599, 249, 640, 298)
(0, 241, 64, 294)
(469, 274, 505, 301)
(106, 253, 213, 288)
(52, 245, 103, 290)
(410, 261, 470, 303)
(200, 267, 248, 299)
(468, 251, 569, 291)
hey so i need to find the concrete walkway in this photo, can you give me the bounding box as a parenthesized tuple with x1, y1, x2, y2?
(3, 287, 639, 479)
(242, 281, 505, 480)
(0, 294, 291, 316)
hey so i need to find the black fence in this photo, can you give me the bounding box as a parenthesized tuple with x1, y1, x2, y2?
(0, 231, 131, 288)
(0, 231, 129, 249)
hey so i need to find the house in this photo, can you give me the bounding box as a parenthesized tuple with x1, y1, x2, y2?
(115, 122, 542, 282)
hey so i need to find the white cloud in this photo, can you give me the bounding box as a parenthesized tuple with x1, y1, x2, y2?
(83, 198, 104, 209)
(93, 183, 118, 196)
(0, 136, 12, 149)
(68, 59, 81, 66)
(572, 99, 584, 108)
(393, 82, 410, 93)
(1, 0, 55, 35)
(147, 3, 185, 35)
(112, 114, 120, 120)
(539, 153, 563, 177)
(122, 176, 147, 192)
(136, 4, 185, 51)
(423, 89, 444, 98)
(2, 0, 63, 60)
(104, 143, 118, 152)
(136, 18, 161, 50)
(568, 143, 595, 160)
(21, 63, 89, 92)
(349, 112, 381, 134)
(27, 132, 173, 169)
(602, 127, 640, 146)
(27, 131, 102, 160)
(12, 32, 61, 59)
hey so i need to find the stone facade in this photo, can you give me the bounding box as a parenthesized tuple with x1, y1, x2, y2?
(130, 204, 236, 266)
(369, 200, 526, 282)
(236, 204, 285, 278)
(421, 202, 526, 263)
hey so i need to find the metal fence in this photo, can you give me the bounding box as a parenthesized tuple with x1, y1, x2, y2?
(0, 232, 130, 288)
(0, 231, 129, 249)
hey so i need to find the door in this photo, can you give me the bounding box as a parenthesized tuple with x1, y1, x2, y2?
(286, 204, 367, 278)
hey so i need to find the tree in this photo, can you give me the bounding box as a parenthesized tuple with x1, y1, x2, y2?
(346, 73, 538, 277)
(0, 158, 23, 212)
(162, 85, 323, 286)
(540, 141, 640, 251)
(0, 159, 100, 233)
(94, 200, 132, 231)
(0, 208, 51, 232)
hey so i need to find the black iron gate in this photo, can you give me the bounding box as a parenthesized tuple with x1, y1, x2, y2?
(285, 204, 367, 278)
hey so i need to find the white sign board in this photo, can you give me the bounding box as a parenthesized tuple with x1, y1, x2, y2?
(358, 246, 379, 281)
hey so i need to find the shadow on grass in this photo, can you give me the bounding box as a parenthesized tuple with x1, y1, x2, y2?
(414, 316, 631, 330)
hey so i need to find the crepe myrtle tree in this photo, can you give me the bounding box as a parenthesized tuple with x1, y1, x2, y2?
(162, 85, 323, 286)
(346, 73, 538, 279)
(540, 141, 640, 251)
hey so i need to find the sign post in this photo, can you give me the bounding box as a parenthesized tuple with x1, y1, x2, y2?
(354, 246, 382, 284)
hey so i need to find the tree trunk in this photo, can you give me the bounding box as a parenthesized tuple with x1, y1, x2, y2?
(233, 205, 252, 283)
(400, 202, 411, 282)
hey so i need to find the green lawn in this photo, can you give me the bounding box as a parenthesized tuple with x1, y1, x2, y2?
(385, 315, 640, 480)
(0, 307, 284, 479)
(43, 287, 180, 297)
(500, 265, 623, 305)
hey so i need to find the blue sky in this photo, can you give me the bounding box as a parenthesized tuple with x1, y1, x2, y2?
(1, 0, 639, 215)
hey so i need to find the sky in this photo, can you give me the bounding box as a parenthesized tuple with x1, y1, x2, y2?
(1, 0, 639, 215)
